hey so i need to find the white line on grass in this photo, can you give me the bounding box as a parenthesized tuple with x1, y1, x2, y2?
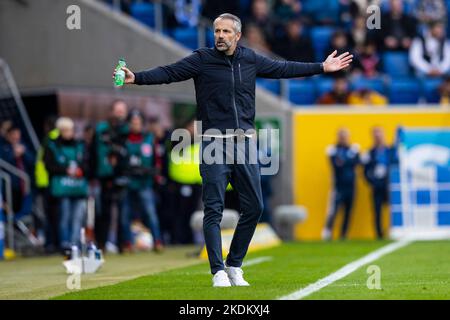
(242, 256, 273, 267)
(203, 256, 273, 274)
(278, 240, 413, 300)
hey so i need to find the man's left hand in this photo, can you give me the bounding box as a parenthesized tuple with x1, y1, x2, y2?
(323, 50, 353, 73)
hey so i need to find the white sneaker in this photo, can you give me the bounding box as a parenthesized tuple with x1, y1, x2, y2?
(212, 270, 232, 287)
(105, 241, 119, 254)
(322, 228, 332, 241)
(225, 265, 250, 286)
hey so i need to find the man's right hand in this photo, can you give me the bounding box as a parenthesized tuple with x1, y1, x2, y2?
(112, 67, 135, 84)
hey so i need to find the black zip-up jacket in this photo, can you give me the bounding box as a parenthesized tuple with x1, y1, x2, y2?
(134, 45, 324, 133)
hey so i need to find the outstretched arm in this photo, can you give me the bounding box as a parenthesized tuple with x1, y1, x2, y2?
(112, 51, 202, 85)
(256, 50, 353, 78)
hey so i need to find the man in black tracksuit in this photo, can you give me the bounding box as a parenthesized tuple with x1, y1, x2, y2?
(322, 128, 360, 241)
(115, 13, 352, 286)
(363, 127, 396, 239)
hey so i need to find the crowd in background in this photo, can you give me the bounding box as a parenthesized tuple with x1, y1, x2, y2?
(0, 100, 274, 255)
(105, 0, 450, 105)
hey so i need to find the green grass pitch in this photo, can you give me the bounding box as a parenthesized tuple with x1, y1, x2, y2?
(50, 240, 450, 300)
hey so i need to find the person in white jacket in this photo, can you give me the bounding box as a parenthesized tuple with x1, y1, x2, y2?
(409, 21, 450, 77)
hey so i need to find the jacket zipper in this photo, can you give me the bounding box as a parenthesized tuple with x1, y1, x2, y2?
(238, 63, 242, 84)
(225, 57, 240, 129)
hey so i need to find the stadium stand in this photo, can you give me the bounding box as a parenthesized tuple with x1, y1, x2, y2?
(99, 0, 450, 107)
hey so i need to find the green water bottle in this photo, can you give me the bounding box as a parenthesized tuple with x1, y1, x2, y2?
(114, 58, 126, 87)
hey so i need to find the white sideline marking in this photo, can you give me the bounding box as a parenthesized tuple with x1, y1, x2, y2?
(204, 256, 273, 274)
(279, 240, 413, 300)
(242, 256, 273, 267)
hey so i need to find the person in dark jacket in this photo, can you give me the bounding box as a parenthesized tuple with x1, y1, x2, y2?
(376, 0, 417, 51)
(0, 125, 34, 214)
(91, 100, 129, 253)
(273, 19, 315, 63)
(322, 128, 360, 241)
(114, 13, 352, 287)
(119, 111, 163, 252)
(44, 117, 88, 250)
(148, 116, 174, 244)
(362, 127, 395, 239)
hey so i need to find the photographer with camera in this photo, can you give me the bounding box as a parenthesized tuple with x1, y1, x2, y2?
(118, 110, 163, 253)
(91, 100, 129, 253)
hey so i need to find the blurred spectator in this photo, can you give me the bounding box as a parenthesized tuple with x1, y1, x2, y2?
(439, 75, 450, 104)
(91, 100, 129, 253)
(0, 125, 35, 214)
(415, 0, 447, 28)
(0, 120, 12, 147)
(174, 0, 202, 27)
(167, 118, 202, 244)
(245, 0, 277, 46)
(148, 116, 173, 244)
(328, 30, 354, 54)
(82, 123, 95, 179)
(243, 23, 273, 56)
(317, 77, 351, 105)
(322, 128, 360, 240)
(352, 41, 382, 77)
(326, 30, 354, 77)
(273, 0, 303, 23)
(350, 15, 371, 53)
(348, 88, 388, 106)
(44, 117, 88, 250)
(377, 0, 417, 51)
(362, 126, 395, 239)
(409, 21, 450, 77)
(35, 116, 60, 253)
(273, 19, 315, 62)
(119, 111, 163, 252)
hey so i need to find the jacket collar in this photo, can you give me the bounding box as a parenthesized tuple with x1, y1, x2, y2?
(213, 44, 242, 59)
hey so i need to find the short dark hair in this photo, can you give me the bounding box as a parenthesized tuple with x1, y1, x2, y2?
(7, 125, 20, 134)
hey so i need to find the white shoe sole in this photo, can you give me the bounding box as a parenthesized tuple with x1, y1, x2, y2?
(213, 283, 232, 287)
(228, 278, 250, 286)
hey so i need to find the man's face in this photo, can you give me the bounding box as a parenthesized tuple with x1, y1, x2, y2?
(214, 18, 241, 53)
(111, 101, 128, 121)
(337, 129, 350, 145)
(373, 127, 385, 145)
(60, 127, 74, 140)
(334, 79, 348, 94)
(130, 116, 143, 133)
(287, 21, 301, 39)
(390, 0, 403, 15)
(7, 129, 21, 144)
(431, 24, 444, 39)
(252, 0, 268, 19)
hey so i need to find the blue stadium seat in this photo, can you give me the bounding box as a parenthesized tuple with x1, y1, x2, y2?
(382, 51, 411, 77)
(421, 77, 443, 103)
(388, 78, 421, 104)
(256, 79, 281, 95)
(310, 26, 334, 61)
(315, 77, 335, 98)
(314, 1, 340, 24)
(288, 80, 317, 106)
(206, 28, 215, 47)
(350, 76, 386, 95)
(172, 27, 198, 50)
(130, 2, 155, 28)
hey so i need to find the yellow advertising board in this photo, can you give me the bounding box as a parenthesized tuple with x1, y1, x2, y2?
(292, 107, 450, 240)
